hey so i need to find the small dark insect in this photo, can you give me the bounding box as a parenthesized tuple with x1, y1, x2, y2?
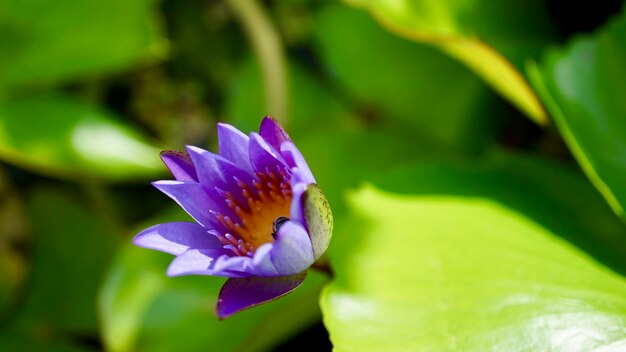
(271, 216, 290, 239)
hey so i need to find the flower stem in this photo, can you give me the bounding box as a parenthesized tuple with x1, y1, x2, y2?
(311, 256, 334, 278)
(227, 0, 288, 125)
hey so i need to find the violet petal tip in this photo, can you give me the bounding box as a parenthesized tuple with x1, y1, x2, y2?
(216, 272, 307, 319)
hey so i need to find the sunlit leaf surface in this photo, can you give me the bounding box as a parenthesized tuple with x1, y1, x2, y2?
(322, 185, 626, 351)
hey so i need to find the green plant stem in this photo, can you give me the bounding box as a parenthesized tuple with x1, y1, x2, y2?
(226, 0, 288, 125)
(311, 256, 334, 278)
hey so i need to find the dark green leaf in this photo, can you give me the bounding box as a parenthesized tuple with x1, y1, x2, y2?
(529, 11, 626, 220)
(312, 4, 497, 150)
(10, 187, 117, 339)
(341, 0, 555, 124)
(0, 168, 28, 321)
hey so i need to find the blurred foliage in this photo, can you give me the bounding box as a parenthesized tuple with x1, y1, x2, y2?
(343, 0, 555, 124)
(0, 0, 164, 93)
(0, 94, 164, 181)
(0, 0, 624, 351)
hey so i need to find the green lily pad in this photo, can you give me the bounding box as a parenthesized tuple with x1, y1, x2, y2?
(341, 0, 555, 124)
(322, 185, 626, 351)
(529, 11, 626, 219)
(0, 94, 164, 181)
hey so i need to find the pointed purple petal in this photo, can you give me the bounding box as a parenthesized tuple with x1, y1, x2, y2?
(218, 123, 253, 173)
(186, 145, 258, 209)
(201, 244, 281, 278)
(152, 180, 233, 228)
(269, 221, 314, 275)
(280, 142, 315, 184)
(249, 132, 286, 174)
(185, 146, 227, 186)
(134, 222, 222, 255)
(167, 249, 236, 277)
(160, 150, 198, 182)
(288, 171, 313, 225)
(259, 116, 292, 152)
(250, 243, 279, 276)
(301, 184, 333, 260)
(216, 271, 307, 319)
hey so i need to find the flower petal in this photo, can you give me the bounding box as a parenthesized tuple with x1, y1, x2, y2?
(216, 271, 307, 319)
(302, 184, 333, 260)
(259, 116, 292, 152)
(251, 243, 279, 276)
(185, 146, 227, 186)
(218, 123, 253, 173)
(167, 248, 233, 276)
(249, 132, 287, 174)
(212, 255, 254, 274)
(196, 245, 280, 277)
(133, 222, 222, 255)
(160, 150, 198, 182)
(280, 142, 315, 184)
(152, 180, 232, 228)
(185, 145, 258, 209)
(269, 221, 314, 275)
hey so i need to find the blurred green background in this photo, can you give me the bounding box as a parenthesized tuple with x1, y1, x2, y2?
(1, 0, 626, 351)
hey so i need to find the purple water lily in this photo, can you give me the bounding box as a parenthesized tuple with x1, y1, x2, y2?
(134, 117, 332, 318)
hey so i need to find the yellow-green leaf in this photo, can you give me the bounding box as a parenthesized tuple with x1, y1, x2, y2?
(322, 185, 626, 351)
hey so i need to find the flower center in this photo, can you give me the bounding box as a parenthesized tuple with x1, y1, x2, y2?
(214, 167, 292, 256)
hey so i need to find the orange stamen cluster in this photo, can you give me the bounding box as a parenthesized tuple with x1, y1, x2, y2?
(214, 166, 292, 257)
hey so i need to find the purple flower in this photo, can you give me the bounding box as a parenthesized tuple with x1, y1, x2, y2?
(134, 117, 332, 318)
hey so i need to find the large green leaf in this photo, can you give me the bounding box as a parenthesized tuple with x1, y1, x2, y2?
(322, 185, 626, 351)
(342, 0, 554, 124)
(0, 0, 164, 91)
(0, 94, 164, 181)
(99, 210, 328, 352)
(529, 11, 626, 220)
(369, 155, 626, 275)
(312, 4, 496, 151)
